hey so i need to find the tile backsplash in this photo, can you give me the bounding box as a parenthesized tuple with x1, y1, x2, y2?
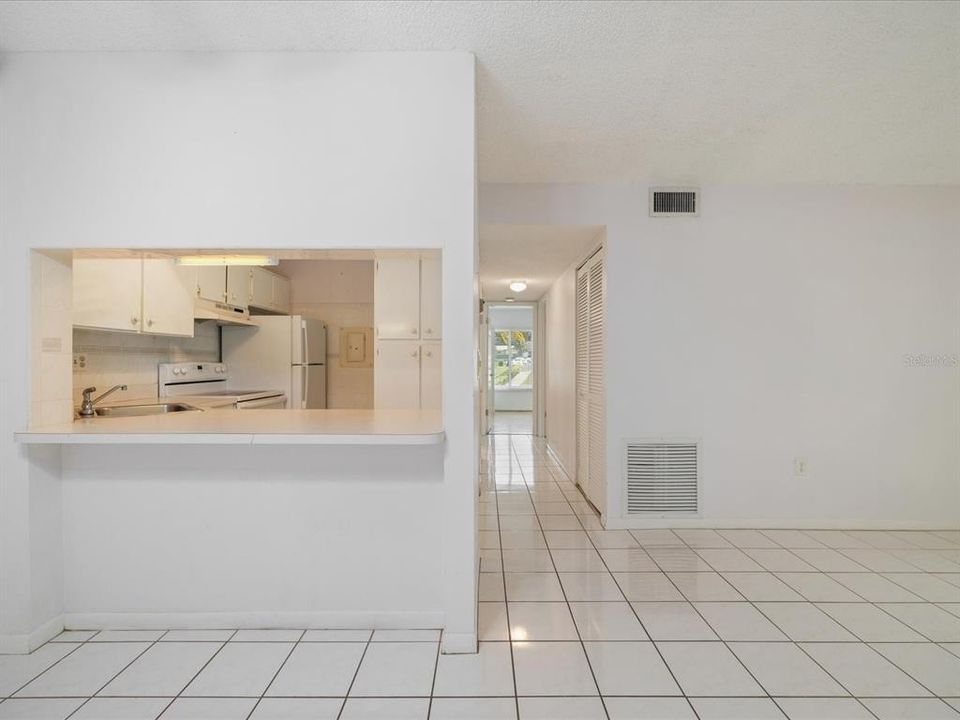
(73, 322, 219, 404)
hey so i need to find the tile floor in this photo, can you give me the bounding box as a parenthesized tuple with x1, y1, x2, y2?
(490, 411, 532, 436)
(0, 433, 958, 719)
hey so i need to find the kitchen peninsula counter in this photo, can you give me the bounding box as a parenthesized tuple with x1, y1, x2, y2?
(15, 408, 444, 446)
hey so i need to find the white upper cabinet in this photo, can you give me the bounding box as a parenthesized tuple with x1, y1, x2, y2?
(73, 259, 144, 333)
(374, 256, 421, 339)
(73, 258, 194, 337)
(420, 253, 442, 340)
(141, 259, 196, 336)
(248, 266, 291, 314)
(196, 266, 227, 303)
(374, 340, 421, 409)
(226, 266, 251, 309)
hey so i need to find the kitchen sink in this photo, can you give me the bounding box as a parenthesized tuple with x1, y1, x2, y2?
(92, 402, 201, 417)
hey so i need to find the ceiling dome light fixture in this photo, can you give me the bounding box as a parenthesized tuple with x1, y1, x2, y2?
(509, 280, 527, 293)
(504, 297, 516, 303)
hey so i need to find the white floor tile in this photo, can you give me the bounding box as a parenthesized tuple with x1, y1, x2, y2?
(860, 698, 960, 720)
(429, 697, 517, 720)
(605, 697, 695, 720)
(551, 549, 608, 572)
(774, 697, 873, 719)
(301, 630, 371, 642)
(743, 548, 816, 572)
(569, 602, 648, 640)
(511, 641, 597, 696)
(587, 530, 638, 549)
(791, 548, 870, 572)
(432, 641, 514, 696)
(504, 573, 565, 601)
(761, 530, 826, 549)
(721, 573, 805, 601)
(629, 529, 685, 547)
(656, 642, 764, 696)
(537, 515, 583, 531)
(349, 643, 437, 697)
(829, 573, 923, 602)
(248, 698, 342, 719)
(817, 603, 926, 641)
(543, 531, 592, 550)
(15, 642, 151, 697)
(500, 550, 554, 573)
(558, 572, 624, 601)
(631, 602, 718, 640)
(839, 550, 919, 573)
(584, 641, 680, 695)
(70, 698, 171, 719)
(889, 550, 960, 573)
(695, 548, 764, 572)
(0, 699, 83, 720)
(181, 642, 293, 697)
(804, 531, 874, 549)
(499, 516, 541, 531)
(479, 574, 506, 602)
(100, 642, 221, 696)
(340, 698, 430, 720)
(614, 572, 685, 601)
(479, 603, 510, 641)
(159, 698, 257, 719)
(717, 530, 781, 549)
(50, 631, 97, 643)
(800, 642, 931, 697)
(230, 629, 303, 642)
(883, 574, 960, 602)
(371, 630, 440, 642)
(672, 530, 732, 548)
(647, 548, 714, 572)
(508, 602, 578, 640)
(689, 697, 783, 719)
(597, 548, 658, 572)
(265, 642, 365, 696)
(870, 642, 960, 696)
(879, 603, 960, 642)
(776, 573, 865, 602)
(517, 697, 606, 720)
(669, 573, 744, 601)
(500, 531, 547, 550)
(693, 602, 787, 641)
(729, 642, 847, 696)
(754, 602, 858, 641)
(0, 643, 79, 696)
(160, 630, 234, 642)
(91, 631, 165, 643)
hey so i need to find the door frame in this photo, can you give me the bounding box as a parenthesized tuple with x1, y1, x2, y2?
(485, 301, 540, 435)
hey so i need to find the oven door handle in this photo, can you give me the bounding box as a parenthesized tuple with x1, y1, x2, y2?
(237, 395, 287, 410)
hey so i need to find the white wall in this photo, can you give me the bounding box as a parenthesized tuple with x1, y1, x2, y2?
(482, 184, 960, 528)
(543, 262, 578, 477)
(1, 52, 477, 652)
(279, 260, 375, 409)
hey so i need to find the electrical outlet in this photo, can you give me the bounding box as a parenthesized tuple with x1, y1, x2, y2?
(794, 457, 808, 477)
(73, 353, 86, 370)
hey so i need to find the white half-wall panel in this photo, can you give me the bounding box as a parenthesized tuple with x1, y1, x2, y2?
(482, 184, 960, 528)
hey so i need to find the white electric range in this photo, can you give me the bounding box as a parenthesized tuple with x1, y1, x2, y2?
(158, 362, 287, 409)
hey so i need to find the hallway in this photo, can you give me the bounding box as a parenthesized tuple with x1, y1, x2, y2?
(490, 412, 532, 436)
(478, 433, 960, 719)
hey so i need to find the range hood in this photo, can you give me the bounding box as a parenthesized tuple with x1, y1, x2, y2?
(194, 298, 257, 327)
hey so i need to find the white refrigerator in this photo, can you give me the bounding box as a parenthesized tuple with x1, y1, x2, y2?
(223, 316, 327, 409)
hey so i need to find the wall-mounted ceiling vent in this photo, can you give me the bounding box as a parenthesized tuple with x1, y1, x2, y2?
(649, 188, 699, 217)
(625, 440, 699, 516)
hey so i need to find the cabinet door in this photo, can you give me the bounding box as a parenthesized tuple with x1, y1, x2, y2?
(196, 266, 227, 302)
(226, 266, 252, 308)
(374, 340, 421, 409)
(420, 341, 441, 410)
(420, 253, 442, 340)
(375, 257, 420, 339)
(142, 259, 195, 337)
(273, 274, 291, 313)
(73, 258, 143, 333)
(247, 266, 273, 310)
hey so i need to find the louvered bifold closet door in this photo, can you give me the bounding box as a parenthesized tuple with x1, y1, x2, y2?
(576, 250, 605, 514)
(575, 269, 591, 490)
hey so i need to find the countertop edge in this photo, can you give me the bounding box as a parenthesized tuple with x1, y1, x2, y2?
(14, 431, 446, 446)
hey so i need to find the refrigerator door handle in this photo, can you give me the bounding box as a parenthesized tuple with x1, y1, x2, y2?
(301, 320, 309, 366)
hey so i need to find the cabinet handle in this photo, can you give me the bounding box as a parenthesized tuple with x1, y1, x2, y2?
(131, 317, 139, 325)
(411, 327, 418, 334)
(425, 328, 432, 335)
(147, 319, 154, 327)
(411, 350, 419, 358)
(425, 350, 432, 358)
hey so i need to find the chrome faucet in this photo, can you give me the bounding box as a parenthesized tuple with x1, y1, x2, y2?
(78, 385, 127, 417)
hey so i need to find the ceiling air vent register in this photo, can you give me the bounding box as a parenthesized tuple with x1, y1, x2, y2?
(649, 188, 699, 217)
(625, 440, 699, 516)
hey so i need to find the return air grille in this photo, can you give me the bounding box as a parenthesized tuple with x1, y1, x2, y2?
(649, 188, 699, 216)
(625, 441, 699, 515)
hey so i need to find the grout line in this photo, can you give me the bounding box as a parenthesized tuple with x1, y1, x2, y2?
(152, 628, 238, 719)
(335, 630, 374, 719)
(244, 629, 306, 720)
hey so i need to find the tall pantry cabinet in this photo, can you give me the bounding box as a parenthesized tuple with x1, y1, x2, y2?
(374, 253, 442, 410)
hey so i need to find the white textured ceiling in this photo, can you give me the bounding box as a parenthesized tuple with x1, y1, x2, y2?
(480, 225, 602, 301)
(1, 1, 958, 184)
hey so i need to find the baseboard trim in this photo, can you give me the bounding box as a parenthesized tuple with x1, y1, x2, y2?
(545, 444, 573, 482)
(0, 615, 64, 655)
(603, 517, 959, 531)
(64, 610, 444, 631)
(441, 632, 477, 654)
